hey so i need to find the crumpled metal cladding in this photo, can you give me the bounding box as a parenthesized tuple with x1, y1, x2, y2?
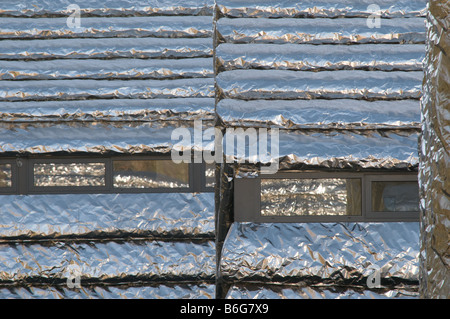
(216, 43, 425, 72)
(226, 284, 419, 299)
(0, 78, 215, 102)
(217, 99, 421, 129)
(222, 129, 419, 170)
(0, 0, 214, 17)
(0, 58, 214, 80)
(216, 0, 427, 18)
(0, 37, 213, 60)
(216, 17, 426, 44)
(216, 70, 422, 101)
(0, 121, 214, 154)
(0, 98, 215, 122)
(0, 16, 213, 40)
(220, 222, 420, 285)
(0, 283, 216, 299)
(419, 0, 450, 299)
(0, 240, 216, 283)
(0, 193, 215, 239)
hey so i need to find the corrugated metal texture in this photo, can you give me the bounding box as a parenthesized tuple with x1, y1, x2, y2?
(226, 284, 419, 299)
(216, 0, 427, 18)
(0, 0, 216, 299)
(0, 283, 215, 299)
(0, 193, 215, 240)
(419, 0, 450, 299)
(0, 240, 215, 283)
(220, 222, 420, 284)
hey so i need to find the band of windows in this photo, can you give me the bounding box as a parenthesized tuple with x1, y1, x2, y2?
(234, 172, 419, 222)
(0, 156, 215, 194)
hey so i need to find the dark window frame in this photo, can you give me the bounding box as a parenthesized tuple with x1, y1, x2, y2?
(0, 155, 214, 195)
(0, 159, 18, 194)
(234, 171, 419, 223)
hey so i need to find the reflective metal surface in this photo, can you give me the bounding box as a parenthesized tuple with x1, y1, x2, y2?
(0, 193, 214, 239)
(216, 17, 426, 44)
(0, 121, 214, 154)
(261, 178, 361, 216)
(0, 98, 214, 122)
(0, 58, 213, 80)
(223, 129, 419, 170)
(0, 0, 216, 299)
(226, 284, 418, 299)
(217, 99, 420, 129)
(221, 222, 420, 284)
(0, 37, 213, 60)
(217, 70, 422, 100)
(419, 0, 450, 299)
(0, 16, 213, 39)
(0, 240, 215, 282)
(216, 0, 427, 18)
(217, 43, 425, 72)
(0, 0, 214, 17)
(0, 283, 215, 299)
(214, 0, 426, 299)
(0, 78, 214, 101)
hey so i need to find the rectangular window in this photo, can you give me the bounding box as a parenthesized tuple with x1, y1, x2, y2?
(0, 156, 213, 194)
(371, 181, 419, 212)
(234, 172, 419, 222)
(261, 178, 361, 216)
(113, 160, 189, 189)
(33, 162, 106, 187)
(0, 164, 12, 188)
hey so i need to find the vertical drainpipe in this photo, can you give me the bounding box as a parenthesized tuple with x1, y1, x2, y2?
(419, 0, 450, 299)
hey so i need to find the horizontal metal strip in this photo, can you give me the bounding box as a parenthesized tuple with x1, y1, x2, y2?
(0, 98, 215, 121)
(226, 284, 419, 299)
(220, 222, 419, 283)
(0, 283, 216, 299)
(0, 16, 213, 40)
(0, 121, 215, 154)
(0, 240, 216, 282)
(216, 17, 426, 44)
(0, 193, 215, 239)
(216, 43, 425, 72)
(0, 58, 213, 80)
(216, 0, 427, 18)
(0, 78, 215, 101)
(216, 70, 422, 100)
(0, 0, 214, 17)
(0, 37, 213, 60)
(217, 99, 420, 129)
(222, 129, 419, 169)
